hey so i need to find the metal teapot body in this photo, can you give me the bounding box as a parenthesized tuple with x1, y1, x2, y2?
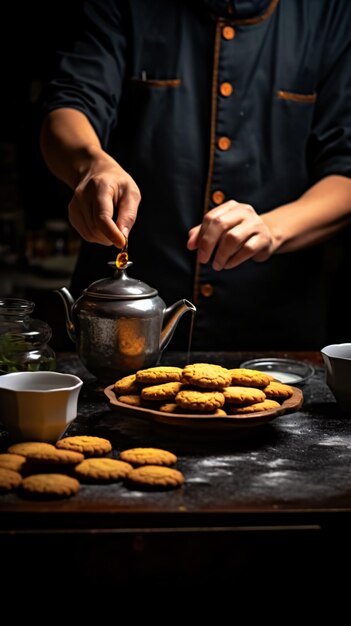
(56, 262, 195, 382)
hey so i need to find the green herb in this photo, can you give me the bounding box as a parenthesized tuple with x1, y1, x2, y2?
(0, 333, 56, 374)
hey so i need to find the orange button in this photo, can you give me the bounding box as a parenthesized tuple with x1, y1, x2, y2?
(212, 190, 225, 205)
(219, 82, 233, 97)
(200, 283, 214, 298)
(217, 136, 231, 151)
(222, 26, 235, 40)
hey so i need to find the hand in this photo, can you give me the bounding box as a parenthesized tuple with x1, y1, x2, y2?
(187, 200, 277, 270)
(68, 148, 141, 247)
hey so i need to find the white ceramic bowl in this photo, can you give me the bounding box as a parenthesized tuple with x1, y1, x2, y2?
(321, 343, 351, 412)
(0, 371, 83, 442)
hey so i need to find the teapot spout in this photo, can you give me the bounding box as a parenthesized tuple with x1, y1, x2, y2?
(54, 287, 76, 343)
(160, 299, 196, 352)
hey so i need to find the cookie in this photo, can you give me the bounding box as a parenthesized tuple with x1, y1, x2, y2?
(0, 468, 22, 493)
(159, 402, 182, 413)
(7, 442, 56, 458)
(229, 368, 274, 387)
(175, 389, 225, 412)
(119, 447, 177, 466)
(56, 436, 112, 457)
(118, 394, 143, 406)
(263, 381, 294, 399)
(0, 453, 26, 472)
(113, 374, 141, 395)
(228, 399, 281, 414)
(20, 473, 80, 498)
(141, 381, 182, 402)
(213, 408, 228, 416)
(136, 366, 183, 384)
(26, 448, 84, 465)
(181, 363, 232, 389)
(125, 465, 184, 490)
(158, 403, 227, 416)
(74, 458, 133, 482)
(223, 386, 266, 405)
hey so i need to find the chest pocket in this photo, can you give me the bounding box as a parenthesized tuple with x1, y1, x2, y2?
(123, 76, 183, 156)
(277, 90, 317, 104)
(130, 77, 181, 88)
(272, 87, 317, 165)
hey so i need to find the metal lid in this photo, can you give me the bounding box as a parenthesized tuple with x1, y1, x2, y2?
(84, 262, 158, 300)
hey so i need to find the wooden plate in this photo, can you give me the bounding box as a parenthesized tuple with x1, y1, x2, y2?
(103, 385, 304, 432)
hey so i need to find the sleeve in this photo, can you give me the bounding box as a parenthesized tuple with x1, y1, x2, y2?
(307, 3, 351, 182)
(41, 0, 127, 148)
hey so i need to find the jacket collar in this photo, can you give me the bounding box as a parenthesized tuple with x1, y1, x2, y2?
(201, 0, 273, 18)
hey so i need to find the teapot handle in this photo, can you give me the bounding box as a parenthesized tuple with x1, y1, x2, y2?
(54, 287, 76, 343)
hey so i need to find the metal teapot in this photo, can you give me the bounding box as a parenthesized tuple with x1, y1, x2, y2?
(56, 261, 196, 383)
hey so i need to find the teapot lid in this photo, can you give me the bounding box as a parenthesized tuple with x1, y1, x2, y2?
(84, 262, 158, 300)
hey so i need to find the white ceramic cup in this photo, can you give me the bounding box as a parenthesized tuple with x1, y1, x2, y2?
(321, 343, 351, 412)
(0, 371, 83, 442)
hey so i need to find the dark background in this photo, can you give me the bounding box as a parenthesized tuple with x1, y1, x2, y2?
(0, 3, 85, 350)
(0, 2, 84, 227)
(0, 2, 350, 349)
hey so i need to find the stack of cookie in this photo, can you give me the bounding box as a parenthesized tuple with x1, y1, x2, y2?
(113, 363, 295, 416)
(0, 437, 184, 498)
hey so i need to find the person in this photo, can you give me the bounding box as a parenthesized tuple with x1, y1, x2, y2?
(39, 0, 351, 351)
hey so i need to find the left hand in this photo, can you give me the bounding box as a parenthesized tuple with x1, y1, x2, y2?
(187, 200, 277, 270)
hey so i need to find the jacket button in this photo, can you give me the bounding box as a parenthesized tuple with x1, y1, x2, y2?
(200, 283, 214, 297)
(218, 136, 231, 151)
(219, 82, 233, 97)
(212, 190, 225, 205)
(222, 26, 235, 40)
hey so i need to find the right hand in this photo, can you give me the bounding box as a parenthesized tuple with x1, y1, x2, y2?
(187, 199, 276, 270)
(68, 146, 141, 247)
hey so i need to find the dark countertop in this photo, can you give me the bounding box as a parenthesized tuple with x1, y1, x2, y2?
(2, 351, 351, 594)
(1, 350, 349, 517)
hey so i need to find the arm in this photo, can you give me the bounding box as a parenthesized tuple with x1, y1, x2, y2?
(187, 175, 351, 271)
(189, 5, 351, 271)
(261, 175, 351, 254)
(40, 108, 140, 247)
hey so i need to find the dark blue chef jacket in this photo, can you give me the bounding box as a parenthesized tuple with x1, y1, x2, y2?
(42, 0, 351, 350)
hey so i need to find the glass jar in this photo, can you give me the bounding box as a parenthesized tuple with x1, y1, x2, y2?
(0, 298, 56, 374)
